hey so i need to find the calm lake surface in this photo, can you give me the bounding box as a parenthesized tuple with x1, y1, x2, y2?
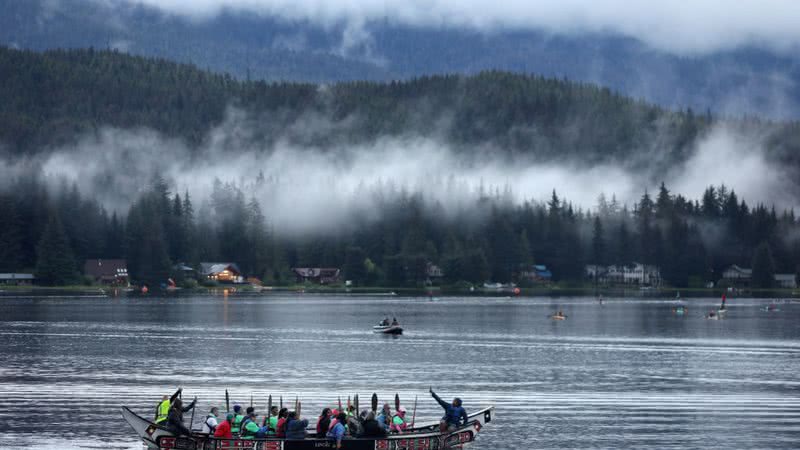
(0, 294, 798, 449)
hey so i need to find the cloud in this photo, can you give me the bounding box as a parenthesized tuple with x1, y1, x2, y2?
(118, 0, 800, 54)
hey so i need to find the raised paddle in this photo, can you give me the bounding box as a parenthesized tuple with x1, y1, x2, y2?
(280, 396, 283, 410)
(395, 393, 400, 413)
(371, 393, 378, 413)
(250, 393, 253, 409)
(295, 396, 299, 413)
(354, 394, 359, 415)
(338, 396, 342, 412)
(225, 389, 230, 413)
(411, 396, 418, 427)
(265, 395, 272, 428)
(189, 396, 197, 432)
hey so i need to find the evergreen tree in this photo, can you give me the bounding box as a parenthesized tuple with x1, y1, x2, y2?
(751, 242, 776, 288)
(343, 246, 367, 285)
(591, 215, 605, 265)
(0, 194, 23, 272)
(35, 212, 78, 286)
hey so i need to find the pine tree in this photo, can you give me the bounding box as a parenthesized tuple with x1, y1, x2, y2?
(35, 212, 78, 286)
(592, 215, 605, 265)
(751, 242, 776, 288)
(0, 194, 23, 272)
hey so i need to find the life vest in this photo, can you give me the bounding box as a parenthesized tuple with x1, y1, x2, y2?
(232, 414, 244, 434)
(155, 399, 170, 424)
(204, 414, 217, 434)
(240, 418, 256, 439)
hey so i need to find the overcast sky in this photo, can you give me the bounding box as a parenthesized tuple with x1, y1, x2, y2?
(119, 0, 800, 54)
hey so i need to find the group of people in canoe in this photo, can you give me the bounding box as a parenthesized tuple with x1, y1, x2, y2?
(155, 388, 468, 448)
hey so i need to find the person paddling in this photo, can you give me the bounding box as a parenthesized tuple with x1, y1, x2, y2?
(326, 412, 348, 449)
(240, 407, 268, 439)
(316, 408, 332, 438)
(430, 387, 467, 432)
(165, 397, 196, 437)
(390, 407, 407, 433)
(231, 405, 244, 435)
(155, 389, 181, 424)
(202, 407, 219, 434)
(213, 413, 234, 439)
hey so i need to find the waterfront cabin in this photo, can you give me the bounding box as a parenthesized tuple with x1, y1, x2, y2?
(200, 263, 243, 283)
(83, 259, 129, 286)
(0, 273, 35, 285)
(585, 263, 661, 286)
(292, 267, 341, 284)
(774, 273, 798, 289)
(721, 265, 752, 287)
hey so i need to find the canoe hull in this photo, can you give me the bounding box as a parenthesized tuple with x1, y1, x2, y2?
(373, 325, 403, 335)
(122, 406, 494, 450)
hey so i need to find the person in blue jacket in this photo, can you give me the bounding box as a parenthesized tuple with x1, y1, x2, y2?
(430, 387, 468, 431)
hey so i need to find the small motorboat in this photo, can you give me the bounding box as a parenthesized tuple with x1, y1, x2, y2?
(374, 324, 403, 334)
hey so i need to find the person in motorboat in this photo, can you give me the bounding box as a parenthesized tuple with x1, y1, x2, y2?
(391, 317, 399, 326)
(430, 388, 468, 432)
(380, 316, 390, 326)
(360, 411, 387, 438)
(390, 407, 407, 433)
(202, 406, 219, 434)
(376, 403, 392, 431)
(165, 397, 196, 437)
(326, 412, 348, 449)
(316, 408, 332, 438)
(213, 413, 234, 439)
(231, 404, 244, 435)
(286, 411, 309, 440)
(240, 408, 268, 439)
(275, 407, 289, 437)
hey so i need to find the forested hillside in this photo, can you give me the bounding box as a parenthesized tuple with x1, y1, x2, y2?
(1, 47, 799, 288)
(0, 45, 708, 171)
(4, 0, 800, 119)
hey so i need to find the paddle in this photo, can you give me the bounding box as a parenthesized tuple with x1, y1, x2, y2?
(354, 394, 359, 415)
(395, 393, 400, 413)
(189, 396, 197, 432)
(295, 396, 299, 413)
(265, 395, 272, 429)
(338, 396, 342, 412)
(225, 389, 230, 414)
(411, 396, 418, 427)
(280, 396, 284, 410)
(371, 393, 378, 414)
(250, 393, 253, 409)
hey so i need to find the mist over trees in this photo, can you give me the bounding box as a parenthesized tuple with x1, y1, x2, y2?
(2, 171, 798, 288)
(3, 46, 800, 182)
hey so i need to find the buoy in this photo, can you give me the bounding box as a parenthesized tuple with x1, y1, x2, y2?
(141, 286, 149, 294)
(513, 287, 521, 296)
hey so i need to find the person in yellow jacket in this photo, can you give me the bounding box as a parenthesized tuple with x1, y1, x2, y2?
(155, 389, 182, 424)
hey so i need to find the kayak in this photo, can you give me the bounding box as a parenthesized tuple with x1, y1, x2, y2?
(121, 405, 495, 450)
(550, 315, 566, 320)
(373, 324, 403, 335)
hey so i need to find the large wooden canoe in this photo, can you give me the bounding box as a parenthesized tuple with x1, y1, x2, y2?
(122, 405, 494, 450)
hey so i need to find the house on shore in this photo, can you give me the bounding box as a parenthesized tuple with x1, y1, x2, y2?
(586, 263, 661, 286)
(0, 273, 35, 285)
(84, 259, 129, 286)
(200, 263, 243, 283)
(774, 273, 797, 289)
(721, 265, 752, 287)
(293, 268, 341, 285)
(520, 265, 553, 283)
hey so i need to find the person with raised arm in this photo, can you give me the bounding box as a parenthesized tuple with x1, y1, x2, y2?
(430, 387, 467, 432)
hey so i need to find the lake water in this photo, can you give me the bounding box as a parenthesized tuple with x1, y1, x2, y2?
(0, 294, 798, 449)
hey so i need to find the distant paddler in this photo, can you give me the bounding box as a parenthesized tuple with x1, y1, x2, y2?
(551, 310, 567, 320)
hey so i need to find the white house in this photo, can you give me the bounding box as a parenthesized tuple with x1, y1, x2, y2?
(774, 274, 797, 289)
(586, 263, 661, 286)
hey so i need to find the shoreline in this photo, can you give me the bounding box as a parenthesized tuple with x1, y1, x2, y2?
(1, 284, 797, 299)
